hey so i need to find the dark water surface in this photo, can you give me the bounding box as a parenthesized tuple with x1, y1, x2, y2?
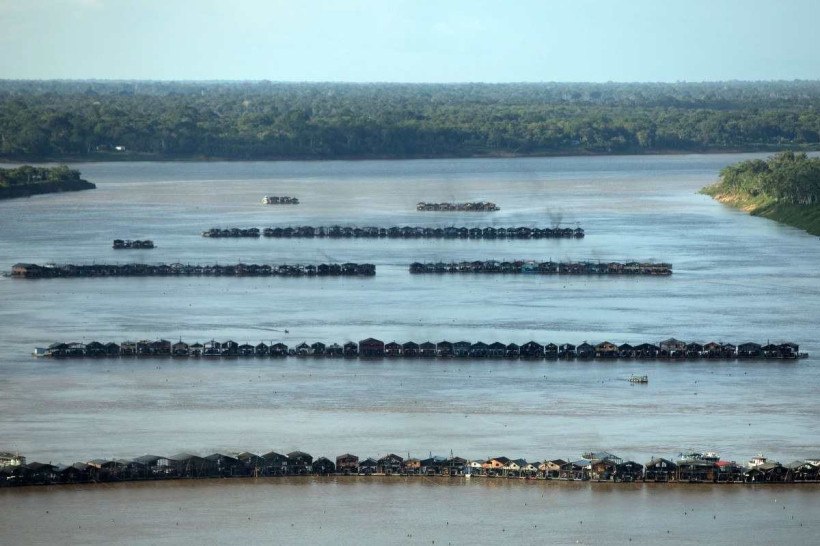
(0, 154, 818, 544)
(1, 478, 819, 546)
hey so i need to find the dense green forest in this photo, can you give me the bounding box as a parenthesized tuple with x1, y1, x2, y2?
(0, 165, 95, 199)
(702, 152, 820, 235)
(1, 81, 820, 160)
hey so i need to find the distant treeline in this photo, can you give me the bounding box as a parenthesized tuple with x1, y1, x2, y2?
(714, 152, 820, 205)
(0, 165, 95, 199)
(2, 81, 820, 160)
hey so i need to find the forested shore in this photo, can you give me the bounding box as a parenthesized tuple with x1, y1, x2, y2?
(701, 152, 820, 235)
(1, 81, 820, 161)
(0, 165, 94, 200)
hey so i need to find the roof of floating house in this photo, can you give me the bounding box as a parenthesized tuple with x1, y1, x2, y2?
(133, 454, 163, 465)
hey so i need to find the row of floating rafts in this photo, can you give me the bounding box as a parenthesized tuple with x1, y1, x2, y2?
(36, 339, 805, 360)
(203, 226, 584, 239)
(4, 450, 818, 487)
(11, 262, 375, 278)
(409, 260, 673, 276)
(112, 239, 154, 249)
(262, 196, 299, 205)
(202, 227, 260, 238)
(260, 198, 498, 209)
(416, 201, 500, 211)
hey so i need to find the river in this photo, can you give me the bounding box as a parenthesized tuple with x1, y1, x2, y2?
(0, 154, 818, 544)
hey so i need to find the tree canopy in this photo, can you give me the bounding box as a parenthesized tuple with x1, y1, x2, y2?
(717, 152, 820, 205)
(0, 164, 81, 188)
(1, 80, 820, 160)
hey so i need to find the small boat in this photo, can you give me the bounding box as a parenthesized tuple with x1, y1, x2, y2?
(628, 374, 648, 383)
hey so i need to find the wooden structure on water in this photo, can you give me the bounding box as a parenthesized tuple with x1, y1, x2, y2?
(11, 262, 376, 279)
(35, 338, 804, 360)
(262, 196, 299, 205)
(416, 201, 499, 211)
(409, 260, 672, 276)
(202, 225, 585, 239)
(3, 449, 818, 488)
(11, 263, 376, 279)
(113, 239, 154, 249)
(202, 228, 260, 238)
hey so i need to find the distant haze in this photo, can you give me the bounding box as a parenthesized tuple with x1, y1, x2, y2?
(1, 0, 818, 82)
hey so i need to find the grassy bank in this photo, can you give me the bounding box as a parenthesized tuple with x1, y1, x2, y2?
(701, 185, 820, 236)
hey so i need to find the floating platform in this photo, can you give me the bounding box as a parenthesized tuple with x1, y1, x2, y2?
(409, 260, 672, 276)
(35, 338, 803, 360)
(262, 196, 299, 205)
(11, 262, 375, 279)
(416, 201, 499, 211)
(3, 448, 818, 488)
(113, 239, 154, 249)
(231, 225, 583, 239)
(202, 228, 259, 238)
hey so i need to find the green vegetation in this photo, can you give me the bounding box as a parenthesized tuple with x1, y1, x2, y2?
(0, 165, 95, 200)
(701, 152, 820, 235)
(1, 81, 820, 161)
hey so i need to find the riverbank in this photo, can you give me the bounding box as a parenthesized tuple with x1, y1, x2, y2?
(0, 178, 96, 200)
(3, 144, 819, 164)
(700, 152, 820, 236)
(701, 187, 820, 236)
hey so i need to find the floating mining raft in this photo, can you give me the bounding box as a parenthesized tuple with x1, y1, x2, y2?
(262, 195, 299, 205)
(409, 260, 672, 276)
(4, 449, 819, 487)
(11, 262, 375, 279)
(202, 226, 584, 239)
(416, 201, 499, 211)
(202, 227, 261, 238)
(35, 338, 804, 360)
(113, 239, 154, 249)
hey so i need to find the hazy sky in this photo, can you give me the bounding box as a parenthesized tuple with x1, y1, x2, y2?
(1, 0, 818, 82)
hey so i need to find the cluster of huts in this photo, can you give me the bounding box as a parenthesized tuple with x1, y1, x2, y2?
(409, 260, 672, 276)
(3, 450, 818, 488)
(202, 227, 261, 238)
(262, 196, 299, 205)
(11, 262, 376, 279)
(416, 201, 500, 211)
(36, 338, 804, 360)
(201, 226, 585, 239)
(112, 239, 154, 249)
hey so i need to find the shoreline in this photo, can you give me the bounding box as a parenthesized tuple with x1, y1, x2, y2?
(701, 187, 820, 236)
(0, 178, 96, 201)
(2, 146, 819, 165)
